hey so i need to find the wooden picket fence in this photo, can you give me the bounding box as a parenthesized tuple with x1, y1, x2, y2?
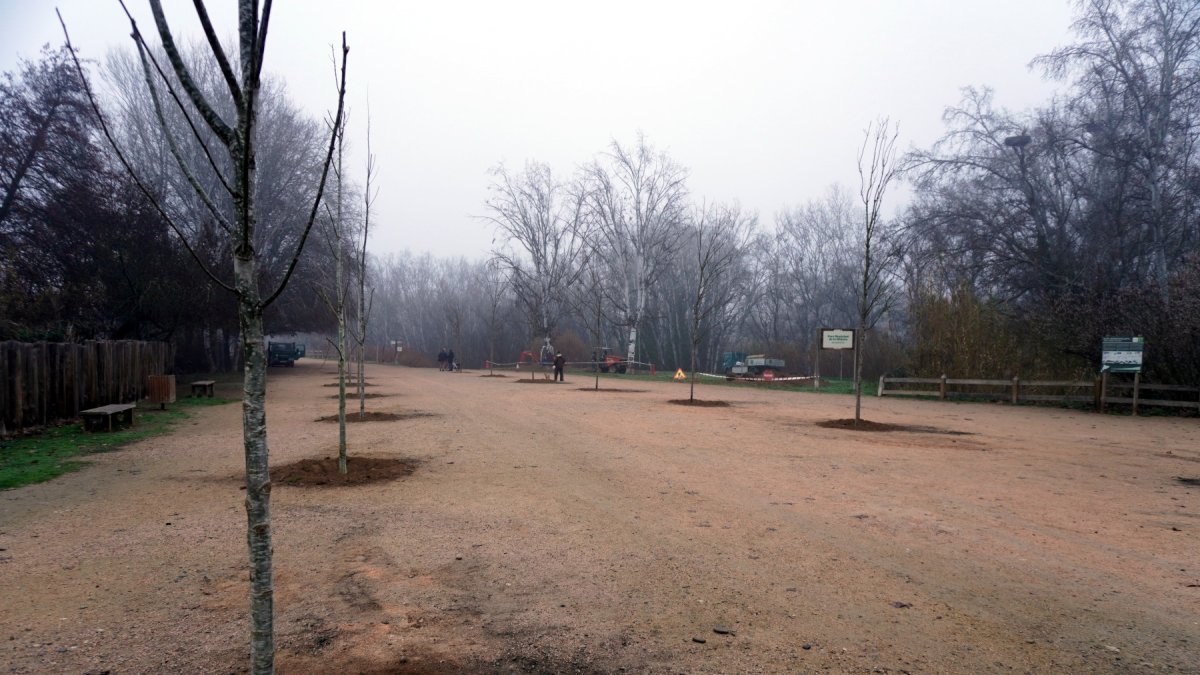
(878, 374, 1200, 414)
(0, 340, 174, 435)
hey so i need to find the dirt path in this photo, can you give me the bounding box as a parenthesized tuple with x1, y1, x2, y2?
(1, 362, 1197, 673)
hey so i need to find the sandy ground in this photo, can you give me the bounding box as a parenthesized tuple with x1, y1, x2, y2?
(1, 361, 1198, 674)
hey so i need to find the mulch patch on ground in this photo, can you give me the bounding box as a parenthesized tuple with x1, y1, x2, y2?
(315, 411, 436, 423)
(327, 392, 391, 399)
(323, 382, 376, 387)
(816, 419, 971, 434)
(668, 399, 731, 407)
(273, 456, 418, 487)
(514, 378, 565, 384)
(575, 388, 649, 393)
(1178, 476, 1200, 486)
(479, 373, 508, 378)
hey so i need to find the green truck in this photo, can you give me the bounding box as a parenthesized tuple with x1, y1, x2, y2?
(268, 341, 306, 367)
(721, 351, 785, 377)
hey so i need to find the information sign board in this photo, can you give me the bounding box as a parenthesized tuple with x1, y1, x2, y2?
(1101, 336, 1144, 373)
(821, 329, 855, 350)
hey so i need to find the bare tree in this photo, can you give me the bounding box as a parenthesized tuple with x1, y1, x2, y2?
(486, 161, 588, 363)
(478, 258, 511, 372)
(855, 118, 900, 424)
(61, 3, 347, 671)
(316, 103, 354, 474)
(584, 134, 688, 369)
(686, 202, 755, 401)
(351, 109, 377, 416)
(1037, 0, 1200, 302)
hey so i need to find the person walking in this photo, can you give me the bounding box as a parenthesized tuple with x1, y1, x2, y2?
(437, 348, 447, 371)
(553, 352, 566, 382)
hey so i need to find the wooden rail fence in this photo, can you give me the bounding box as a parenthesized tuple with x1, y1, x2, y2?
(1, 340, 174, 435)
(878, 374, 1200, 414)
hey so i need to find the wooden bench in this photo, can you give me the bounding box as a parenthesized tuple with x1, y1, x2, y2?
(81, 403, 136, 432)
(190, 380, 217, 397)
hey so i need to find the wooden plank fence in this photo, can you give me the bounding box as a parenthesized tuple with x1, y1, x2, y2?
(878, 374, 1200, 414)
(1, 340, 174, 435)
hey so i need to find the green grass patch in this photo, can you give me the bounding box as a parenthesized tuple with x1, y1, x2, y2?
(0, 396, 234, 490)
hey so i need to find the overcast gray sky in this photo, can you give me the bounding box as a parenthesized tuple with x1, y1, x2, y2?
(2, 1, 1077, 260)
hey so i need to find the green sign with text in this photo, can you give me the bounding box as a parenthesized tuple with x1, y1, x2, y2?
(1101, 336, 1144, 373)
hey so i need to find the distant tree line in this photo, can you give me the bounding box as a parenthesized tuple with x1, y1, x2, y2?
(5, 0, 1198, 383)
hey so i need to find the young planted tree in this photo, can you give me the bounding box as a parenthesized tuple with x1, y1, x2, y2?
(350, 112, 377, 416)
(686, 202, 754, 401)
(61, 3, 347, 671)
(855, 118, 900, 424)
(317, 107, 353, 473)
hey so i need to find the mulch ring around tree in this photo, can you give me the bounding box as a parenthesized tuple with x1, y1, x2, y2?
(576, 388, 649, 393)
(816, 419, 971, 434)
(274, 456, 418, 487)
(323, 381, 376, 387)
(479, 373, 508, 378)
(513, 378, 566, 384)
(667, 399, 731, 407)
(315, 411, 437, 423)
(327, 392, 391, 399)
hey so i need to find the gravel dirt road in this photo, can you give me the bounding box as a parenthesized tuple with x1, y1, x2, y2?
(1, 361, 1198, 673)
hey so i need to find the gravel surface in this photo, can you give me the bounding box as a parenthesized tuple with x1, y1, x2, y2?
(1, 361, 1198, 673)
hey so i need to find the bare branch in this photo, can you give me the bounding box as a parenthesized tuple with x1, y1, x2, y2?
(56, 8, 235, 293)
(190, 0, 244, 108)
(264, 31, 349, 308)
(146, 0, 235, 144)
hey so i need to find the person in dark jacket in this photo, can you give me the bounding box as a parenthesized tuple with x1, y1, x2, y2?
(447, 349, 456, 372)
(553, 352, 566, 382)
(437, 348, 447, 371)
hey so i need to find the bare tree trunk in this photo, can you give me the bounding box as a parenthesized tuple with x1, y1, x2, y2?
(337, 298, 347, 473)
(234, 263, 273, 673)
(60, 7, 349, 669)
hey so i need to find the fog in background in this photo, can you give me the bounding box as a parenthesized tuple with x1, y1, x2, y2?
(1, 0, 1075, 259)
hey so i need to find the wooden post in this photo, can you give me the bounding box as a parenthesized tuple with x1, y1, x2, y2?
(1100, 371, 1108, 413)
(1132, 372, 1140, 416)
(939, 374, 947, 400)
(1011, 376, 1019, 405)
(813, 336, 821, 390)
(877, 374, 885, 397)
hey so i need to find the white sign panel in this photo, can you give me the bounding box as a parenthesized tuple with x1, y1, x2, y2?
(821, 329, 855, 350)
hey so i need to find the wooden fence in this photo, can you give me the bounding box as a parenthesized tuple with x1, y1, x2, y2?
(878, 374, 1200, 414)
(1, 340, 174, 435)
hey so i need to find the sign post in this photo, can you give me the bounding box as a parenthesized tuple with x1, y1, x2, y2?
(1100, 336, 1145, 416)
(820, 329, 856, 385)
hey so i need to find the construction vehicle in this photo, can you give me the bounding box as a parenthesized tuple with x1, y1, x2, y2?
(268, 341, 305, 367)
(721, 351, 785, 377)
(593, 347, 627, 374)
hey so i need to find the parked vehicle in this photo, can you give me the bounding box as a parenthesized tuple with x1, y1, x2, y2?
(268, 341, 305, 367)
(721, 351, 784, 377)
(593, 347, 627, 374)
